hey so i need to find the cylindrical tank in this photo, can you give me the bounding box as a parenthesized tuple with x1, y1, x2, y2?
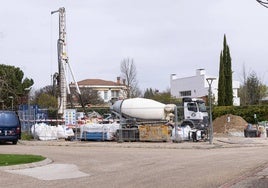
(111, 98, 166, 120)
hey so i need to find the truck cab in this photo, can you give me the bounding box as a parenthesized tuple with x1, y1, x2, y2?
(181, 97, 209, 130)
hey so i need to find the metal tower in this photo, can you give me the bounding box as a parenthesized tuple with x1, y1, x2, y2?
(51, 7, 83, 117)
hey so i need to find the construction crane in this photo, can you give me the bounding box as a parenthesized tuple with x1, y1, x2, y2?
(51, 7, 84, 117)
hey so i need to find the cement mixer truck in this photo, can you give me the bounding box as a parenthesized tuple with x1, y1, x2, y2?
(110, 97, 209, 142)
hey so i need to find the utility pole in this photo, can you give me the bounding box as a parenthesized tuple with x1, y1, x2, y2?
(24, 87, 32, 134)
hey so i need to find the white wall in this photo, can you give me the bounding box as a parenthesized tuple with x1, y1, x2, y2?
(171, 69, 212, 98)
(170, 69, 240, 106)
(98, 88, 126, 103)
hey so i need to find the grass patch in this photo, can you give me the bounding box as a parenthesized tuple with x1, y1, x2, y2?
(0, 154, 45, 166)
(21, 132, 33, 140)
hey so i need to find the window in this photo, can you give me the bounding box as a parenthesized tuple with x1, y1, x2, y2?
(180, 90, 191, 97)
(111, 90, 119, 98)
(197, 101, 207, 112)
(187, 102, 197, 112)
(0, 111, 20, 126)
(104, 91, 108, 100)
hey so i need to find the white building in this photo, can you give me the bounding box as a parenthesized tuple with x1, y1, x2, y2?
(170, 69, 240, 106)
(70, 77, 128, 103)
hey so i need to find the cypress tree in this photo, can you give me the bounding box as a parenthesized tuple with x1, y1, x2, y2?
(217, 52, 225, 106)
(217, 34, 233, 106)
(225, 45, 233, 105)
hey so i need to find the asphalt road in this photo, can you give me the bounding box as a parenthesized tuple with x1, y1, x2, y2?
(1, 137, 268, 188)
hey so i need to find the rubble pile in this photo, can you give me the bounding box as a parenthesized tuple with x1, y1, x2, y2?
(213, 114, 248, 135)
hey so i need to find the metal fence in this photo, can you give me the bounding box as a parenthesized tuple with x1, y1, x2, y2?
(18, 105, 48, 133)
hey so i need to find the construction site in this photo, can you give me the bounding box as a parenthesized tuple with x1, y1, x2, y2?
(15, 7, 266, 145)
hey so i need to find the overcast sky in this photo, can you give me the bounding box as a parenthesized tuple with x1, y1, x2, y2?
(1, 0, 268, 92)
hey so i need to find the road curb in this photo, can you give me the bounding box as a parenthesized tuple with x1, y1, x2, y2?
(0, 158, 53, 170)
(18, 137, 268, 150)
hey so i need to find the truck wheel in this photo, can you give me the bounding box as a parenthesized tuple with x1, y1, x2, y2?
(181, 121, 194, 128)
(244, 131, 249, 138)
(12, 140, 17, 145)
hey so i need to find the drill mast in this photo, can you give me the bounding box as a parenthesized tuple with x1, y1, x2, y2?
(51, 7, 83, 117)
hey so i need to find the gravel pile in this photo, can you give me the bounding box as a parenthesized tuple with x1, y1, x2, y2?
(213, 114, 248, 135)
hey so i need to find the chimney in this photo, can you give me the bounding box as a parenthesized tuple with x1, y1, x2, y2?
(170, 74, 177, 80)
(122, 79, 126, 85)
(196, 69, 205, 76)
(117, 77, 120, 84)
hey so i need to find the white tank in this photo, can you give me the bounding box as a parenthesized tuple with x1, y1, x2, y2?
(111, 98, 166, 120)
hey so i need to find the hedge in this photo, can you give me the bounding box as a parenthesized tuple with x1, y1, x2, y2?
(212, 105, 268, 124)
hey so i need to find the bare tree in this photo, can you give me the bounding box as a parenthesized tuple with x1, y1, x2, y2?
(257, 0, 268, 8)
(120, 58, 141, 98)
(76, 87, 104, 106)
(238, 64, 248, 106)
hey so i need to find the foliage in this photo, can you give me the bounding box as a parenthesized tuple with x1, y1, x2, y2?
(120, 58, 141, 98)
(218, 52, 225, 106)
(152, 91, 174, 104)
(217, 35, 233, 106)
(225, 45, 233, 105)
(78, 88, 104, 105)
(0, 64, 34, 110)
(36, 93, 57, 109)
(260, 84, 268, 101)
(47, 108, 59, 120)
(213, 105, 268, 124)
(34, 85, 55, 98)
(238, 64, 248, 106)
(246, 72, 261, 104)
(86, 107, 110, 116)
(144, 88, 182, 104)
(30, 85, 59, 119)
(33, 85, 57, 110)
(67, 87, 104, 111)
(238, 71, 267, 105)
(144, 88, 156, 99)
(21, 132, 33, 140)
(0, 154, 45, 166)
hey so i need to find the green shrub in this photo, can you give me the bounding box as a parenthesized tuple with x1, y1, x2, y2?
(21, 132, 33, 140)
(213, 105, 268, 123)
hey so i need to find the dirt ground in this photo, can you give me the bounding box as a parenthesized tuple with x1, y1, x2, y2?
(213, 114, 248, 135)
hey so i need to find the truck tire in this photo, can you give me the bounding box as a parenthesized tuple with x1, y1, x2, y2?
(12, 140, 18, 145)
(244, 130, 249, 137)
(181, 120, 194, 128)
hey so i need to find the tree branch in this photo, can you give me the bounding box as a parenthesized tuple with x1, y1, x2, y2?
(257, 0, 268, 8)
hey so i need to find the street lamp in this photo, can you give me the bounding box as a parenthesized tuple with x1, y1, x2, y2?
(8, 96, 13, 110)
(24, 87, 32, 134)
(173, 105, 180, 143)
(206, 77, 216, 144)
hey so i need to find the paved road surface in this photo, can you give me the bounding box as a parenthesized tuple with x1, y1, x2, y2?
(1, 137, 268, 188)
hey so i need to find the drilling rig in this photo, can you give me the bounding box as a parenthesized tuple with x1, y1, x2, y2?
(51, 7, 84, 118)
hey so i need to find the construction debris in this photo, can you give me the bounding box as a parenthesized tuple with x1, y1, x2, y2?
(213, 114, 248, 136)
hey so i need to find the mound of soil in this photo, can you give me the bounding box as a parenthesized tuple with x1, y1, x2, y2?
(213, 114, 248, 134)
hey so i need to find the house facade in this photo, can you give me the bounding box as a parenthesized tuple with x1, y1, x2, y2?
(170, 69, 240, 106)
(70, 77, 128, 104)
